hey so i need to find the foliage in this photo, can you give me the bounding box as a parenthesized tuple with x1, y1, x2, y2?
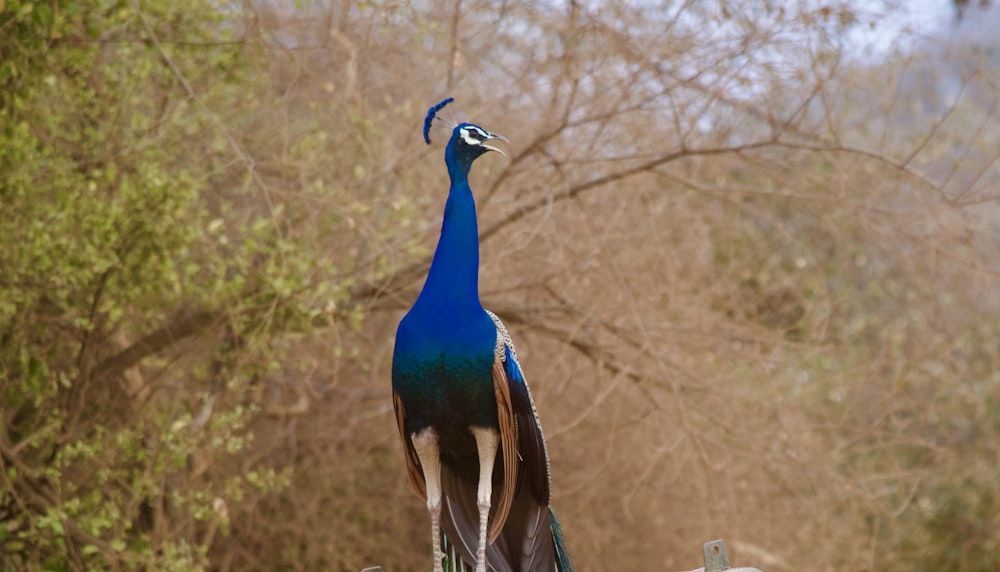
(0, 0, 354, 568)
(3, 0, 1000, 570)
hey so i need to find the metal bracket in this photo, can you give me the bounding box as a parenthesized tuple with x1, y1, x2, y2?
(703, 539, 763, 572)
(704, 539, 730, 571)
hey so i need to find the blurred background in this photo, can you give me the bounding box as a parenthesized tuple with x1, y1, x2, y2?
(2, 0, 999, 570)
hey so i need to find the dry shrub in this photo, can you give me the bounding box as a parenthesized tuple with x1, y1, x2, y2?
(224, 1, 1000, 570)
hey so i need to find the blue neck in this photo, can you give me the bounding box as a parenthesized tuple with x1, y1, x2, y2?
(413, 152, 482, 313)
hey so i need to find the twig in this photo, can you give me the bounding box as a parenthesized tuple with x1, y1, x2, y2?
(133, 2, 284, 242)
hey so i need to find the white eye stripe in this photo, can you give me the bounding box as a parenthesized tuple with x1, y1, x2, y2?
(460, 127, 488, 146)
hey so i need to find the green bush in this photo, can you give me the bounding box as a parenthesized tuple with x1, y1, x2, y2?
(0, 1, 349, 568)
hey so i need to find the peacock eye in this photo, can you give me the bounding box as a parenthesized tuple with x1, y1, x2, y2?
(460, 127, 487, 146)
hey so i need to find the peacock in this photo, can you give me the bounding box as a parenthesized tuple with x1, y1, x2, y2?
(391, 98, 573, 572)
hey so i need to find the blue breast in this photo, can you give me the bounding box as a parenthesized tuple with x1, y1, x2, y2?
(393, 305, 498, 432)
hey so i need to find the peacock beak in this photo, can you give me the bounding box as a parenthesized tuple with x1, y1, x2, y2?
(483, 132, 508, 156)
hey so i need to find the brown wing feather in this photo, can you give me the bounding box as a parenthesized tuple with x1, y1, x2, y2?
(392, 392, 426, 500)
(489, 360, 520, 543)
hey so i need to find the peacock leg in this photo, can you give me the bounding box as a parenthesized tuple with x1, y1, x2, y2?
(412, 429, 444, 572)
(471, 427, 499, 572)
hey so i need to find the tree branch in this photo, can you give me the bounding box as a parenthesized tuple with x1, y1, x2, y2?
(90, 310, 218, 381)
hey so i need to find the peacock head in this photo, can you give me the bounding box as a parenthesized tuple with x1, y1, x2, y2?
(446, 122, 508, 165)
(424, 98, 507, 174)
